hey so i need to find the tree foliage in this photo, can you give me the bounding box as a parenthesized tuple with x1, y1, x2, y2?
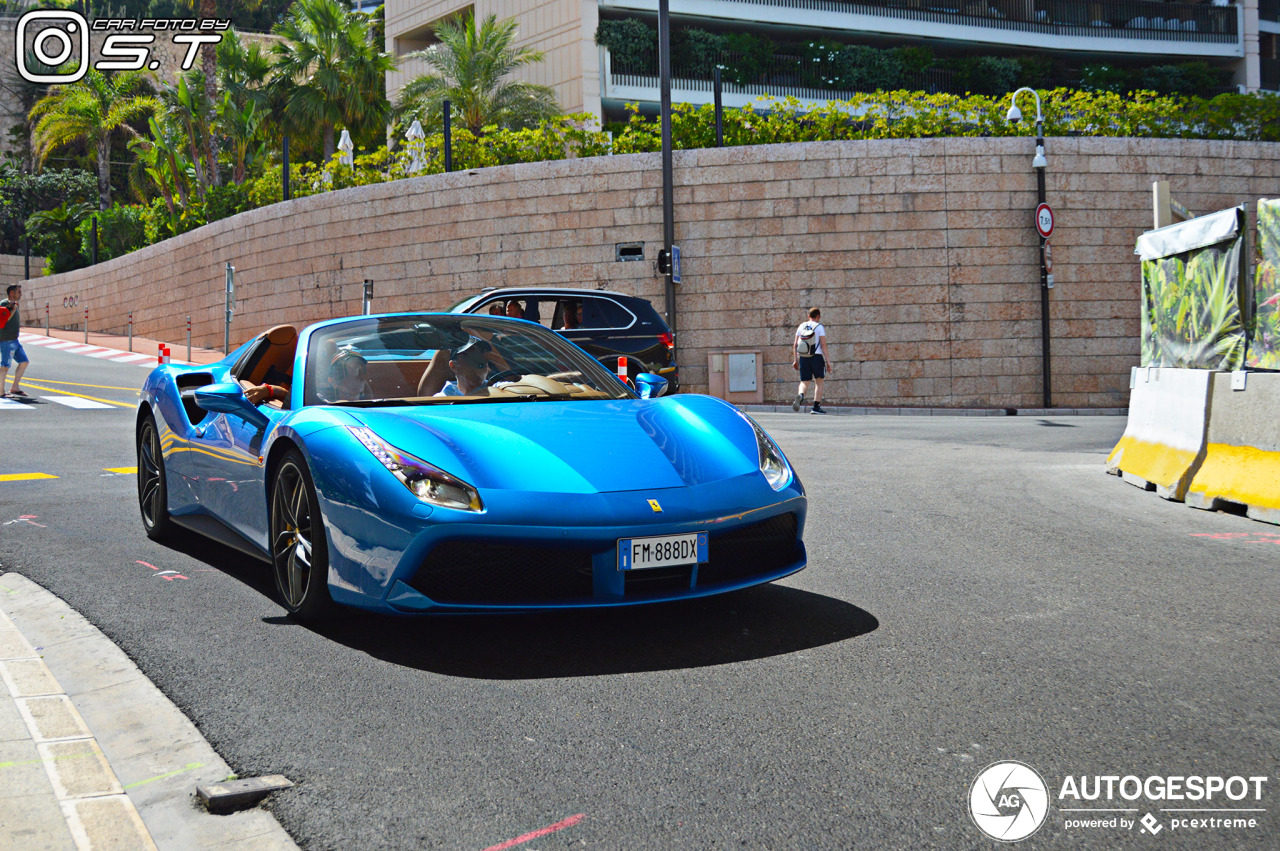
(395, 12, 560, 135)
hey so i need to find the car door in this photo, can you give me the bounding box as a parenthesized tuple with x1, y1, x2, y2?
(192, 338, 292, 550)
(556, 296, 646, 375)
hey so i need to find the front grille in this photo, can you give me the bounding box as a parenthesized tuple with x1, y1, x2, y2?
(698, 513, 800, 587)
(408, 541, 593, 604)
(624, 564, 693, 597)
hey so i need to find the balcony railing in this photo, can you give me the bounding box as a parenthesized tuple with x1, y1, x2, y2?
(613, 52, 971, 99)
(683, 0, 1239, 42)
(609, 49, 1239, 100)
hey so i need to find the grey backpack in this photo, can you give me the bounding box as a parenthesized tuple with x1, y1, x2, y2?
(796, 322, 818, 356)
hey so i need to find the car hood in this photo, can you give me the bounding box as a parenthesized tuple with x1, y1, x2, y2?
(346, 396, 759, 494)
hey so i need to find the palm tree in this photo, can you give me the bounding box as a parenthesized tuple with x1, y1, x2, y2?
(29, 68, 160, 210)
(395, 12, 560, 135)
(219, 95, 264, 184)
(271, 0, 397, 160)
(201, 0, 222, 187)
(161, 72, 216, 201)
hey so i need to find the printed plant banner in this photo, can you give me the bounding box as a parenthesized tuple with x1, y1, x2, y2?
(1136, 206, 1247, 370)
(1250, 199, 1280, 368)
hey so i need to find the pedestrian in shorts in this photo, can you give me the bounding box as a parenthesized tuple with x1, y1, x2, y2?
(791, 307, 831, 414)
(0, 284, 29, 398)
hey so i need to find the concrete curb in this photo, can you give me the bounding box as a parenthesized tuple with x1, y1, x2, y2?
(0, 572, 298, 851)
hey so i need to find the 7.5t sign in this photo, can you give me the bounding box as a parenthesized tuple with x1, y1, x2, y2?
(15, 11, 230, 84)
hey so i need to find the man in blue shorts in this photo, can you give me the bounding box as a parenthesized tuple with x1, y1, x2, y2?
(0, 284, 29, 398)
(791, 306, 832, 414)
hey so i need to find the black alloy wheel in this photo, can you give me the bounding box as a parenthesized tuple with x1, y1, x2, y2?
(137, 413, 174, 541)
(270, 450, 334, 621)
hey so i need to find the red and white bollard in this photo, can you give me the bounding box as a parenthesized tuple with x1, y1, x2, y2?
(157, 344, 171, 365)
(616, 356, 631, 388)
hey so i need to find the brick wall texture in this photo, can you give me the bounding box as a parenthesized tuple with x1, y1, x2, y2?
(21, 136, 1280, 408)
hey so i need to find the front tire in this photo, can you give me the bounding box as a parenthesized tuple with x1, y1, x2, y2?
(270, 450, 334, 621)
(137, 413, 174, 541)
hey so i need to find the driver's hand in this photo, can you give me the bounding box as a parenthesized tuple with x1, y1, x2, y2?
(245, 384, 272, 405)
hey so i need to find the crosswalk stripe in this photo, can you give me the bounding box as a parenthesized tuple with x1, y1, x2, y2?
(0, 398, 33, 411)
(45, 395, 115, 409)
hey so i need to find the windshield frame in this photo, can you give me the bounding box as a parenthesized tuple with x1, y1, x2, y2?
(301, 313, 635, 407)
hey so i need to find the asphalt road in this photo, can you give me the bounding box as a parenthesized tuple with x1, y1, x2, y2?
(2, 341, 1278, 850)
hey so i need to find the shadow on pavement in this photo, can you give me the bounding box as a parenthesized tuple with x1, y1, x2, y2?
(282, 585, 878, 679)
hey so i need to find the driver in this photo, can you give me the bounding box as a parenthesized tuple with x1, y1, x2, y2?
(435, 337, 492, 397)
(319, 349, 372, 402)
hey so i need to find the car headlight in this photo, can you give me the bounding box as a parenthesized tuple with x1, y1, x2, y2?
(349, 427, 483, 511)
(743, 415, 793, 491)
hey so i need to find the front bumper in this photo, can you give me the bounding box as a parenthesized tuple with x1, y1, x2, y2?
(314, 466, 806, 614)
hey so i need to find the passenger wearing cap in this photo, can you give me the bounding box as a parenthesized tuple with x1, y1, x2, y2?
(435, 338, 492, 396)
(319, 349, 372, 402)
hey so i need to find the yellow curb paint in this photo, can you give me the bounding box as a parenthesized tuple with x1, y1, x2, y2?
(1106, 436, 1199, 491)
(20, 382, 134, 408)
(20, 379, 138, 392)
(104, 467, 138, 474)
(0, 473, 58, 482)
(1187, 444, 1280, 510)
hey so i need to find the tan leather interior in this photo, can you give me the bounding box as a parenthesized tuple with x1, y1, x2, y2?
(242, 325, 298, 389)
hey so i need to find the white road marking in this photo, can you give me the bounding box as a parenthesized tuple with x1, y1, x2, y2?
(44, 396, 114, 409)
(0, 398, 33, 410)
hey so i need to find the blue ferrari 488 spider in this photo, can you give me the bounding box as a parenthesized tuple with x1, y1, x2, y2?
(136, 313, 806, 619)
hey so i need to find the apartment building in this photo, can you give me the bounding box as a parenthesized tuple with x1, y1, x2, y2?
(385, 0, 1269, 124)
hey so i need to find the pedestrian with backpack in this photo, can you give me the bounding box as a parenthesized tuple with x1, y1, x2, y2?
(792, 307, 831, 414)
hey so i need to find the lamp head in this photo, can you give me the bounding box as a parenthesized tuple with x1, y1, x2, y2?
(1006, 104, 1022, 123)
(1032, 145, 1047, 169)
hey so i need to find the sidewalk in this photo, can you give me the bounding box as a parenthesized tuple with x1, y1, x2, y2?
(0, 572, 298, 851)
(26, 327, 228, 366)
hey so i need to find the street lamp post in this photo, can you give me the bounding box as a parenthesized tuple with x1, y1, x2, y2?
(658, 0, 676, 339)
(1007, 87, 1051, 409)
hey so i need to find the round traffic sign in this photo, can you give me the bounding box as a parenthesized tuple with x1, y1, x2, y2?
(1035, 203, 1054, 239)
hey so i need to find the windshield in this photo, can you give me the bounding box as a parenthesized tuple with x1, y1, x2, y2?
(303, 314, 633, 407)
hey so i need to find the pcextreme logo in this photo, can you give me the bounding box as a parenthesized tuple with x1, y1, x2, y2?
(968, 762, 1270, 842)
(15, 10, 230, 84)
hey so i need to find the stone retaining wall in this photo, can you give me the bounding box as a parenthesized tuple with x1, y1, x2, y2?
(22, 136, 1280, 408)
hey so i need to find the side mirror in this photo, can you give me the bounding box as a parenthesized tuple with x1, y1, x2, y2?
(634, 373, 669, 399)
(194, 383, 270, 430)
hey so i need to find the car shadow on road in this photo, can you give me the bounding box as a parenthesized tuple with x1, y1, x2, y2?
(290, 586, 878, 679)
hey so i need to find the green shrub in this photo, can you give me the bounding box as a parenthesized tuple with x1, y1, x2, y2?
(26, 202, 92, 274)
(722, 32, 774, 85)
(1081, 64, 1131, 94)
(681, 28, 727, 78)
(594, 18, 655, 72)
(204, 183, 254, 223)
(76, 204, 146, 262)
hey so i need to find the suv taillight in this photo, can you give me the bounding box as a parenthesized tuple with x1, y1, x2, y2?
(659, 332, 674, 349)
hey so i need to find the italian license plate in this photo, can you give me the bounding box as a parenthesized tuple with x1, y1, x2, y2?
(618, 532, 708, 571)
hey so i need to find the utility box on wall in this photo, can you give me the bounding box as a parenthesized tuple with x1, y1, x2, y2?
(708, 350, 764, 404)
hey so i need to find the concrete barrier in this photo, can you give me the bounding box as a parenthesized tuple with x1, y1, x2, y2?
(1186, 371, 1280, 525)
(1106, 367, 1213, 500)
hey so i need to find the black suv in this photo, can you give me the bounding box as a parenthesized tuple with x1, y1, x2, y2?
(450, 288, 678, 392)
